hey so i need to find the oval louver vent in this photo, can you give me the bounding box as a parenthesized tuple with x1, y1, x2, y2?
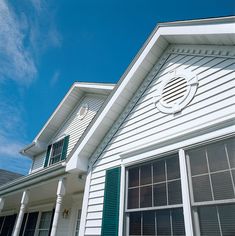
(162, 77, 187, 105)
(153, 69, 198, 114)
(79, 106, 86, 116)
(78, 103, 88, 119)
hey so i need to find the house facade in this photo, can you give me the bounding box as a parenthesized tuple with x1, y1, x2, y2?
(0, 16, 235, 236)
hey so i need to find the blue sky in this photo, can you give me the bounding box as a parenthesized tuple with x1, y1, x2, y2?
(0, 0, 234, 175)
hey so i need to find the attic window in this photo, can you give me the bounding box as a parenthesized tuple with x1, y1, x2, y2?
(78, 103, 88, 120)
(153, 69, 198, 114)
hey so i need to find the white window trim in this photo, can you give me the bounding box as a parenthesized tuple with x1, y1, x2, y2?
(78, 125, 234, 236)
(179, 149, 194, 236)
(118, 128, 235, 236)
(120, 153, 190, 236)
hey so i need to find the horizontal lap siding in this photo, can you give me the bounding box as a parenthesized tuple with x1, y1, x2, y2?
(31, 152, 45, 172)
(84, 45, 235, 235)
(55, 95, 105, 156)
(31, 95, 105, 172)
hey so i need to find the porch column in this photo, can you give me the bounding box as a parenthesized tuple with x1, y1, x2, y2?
(50, 177, 66, 236)
(13, 190, 30, 236)
(0, 198, 5, 213)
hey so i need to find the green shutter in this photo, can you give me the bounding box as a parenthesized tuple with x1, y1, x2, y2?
(101, 167, 121, 236)
(44, 144, 52, 167)
(61, 135, 70, 161)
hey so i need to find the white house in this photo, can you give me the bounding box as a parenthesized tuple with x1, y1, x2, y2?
(0, 16, 235, 236)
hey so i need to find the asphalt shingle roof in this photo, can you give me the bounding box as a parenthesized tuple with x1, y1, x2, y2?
(0, 169, 23, 186)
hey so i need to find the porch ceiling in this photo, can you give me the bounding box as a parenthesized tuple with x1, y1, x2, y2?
(2, 173, 85, 212)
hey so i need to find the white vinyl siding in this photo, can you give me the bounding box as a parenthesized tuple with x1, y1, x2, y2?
(31, 95, 106, 172)
(84, 45, 235, 235)
(31, 152, 46, 172)
(54, 95, 105, 156)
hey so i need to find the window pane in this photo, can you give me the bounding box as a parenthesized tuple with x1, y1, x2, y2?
(153, 160, 166, 183)
(0, 216, 4, 231)
(128, 188, 139, 209)
(168, 180, 182, 205)
(219, 204, 235, 236)
(129, 167, 139, 187)
(143, 211, 155, 235)
(227, 138, 235, 168)
(188, 148, 208, 175)
(19, 213, 27, 236)
(1, 214, 17, 236)
(52, 140, 64, 156)
(39, 211, 52, 229)
(166, 155, 180, 180)
(172, 208, 185, 236)
(198, 206, 220, 236)
(140, 164, 152, 185)
(153, 183, 167, 206)
(211, 171, 235, 200)
(24, 212, 39, 235)
(156, 210, 171, 236)
(129, 212, 141, 235)
(192, 175, 213, 202)
(232, 170, 235, 183)
(38, 231, 49, 236)
(207, 142, 229, 172)
(140, 186, 152, 208)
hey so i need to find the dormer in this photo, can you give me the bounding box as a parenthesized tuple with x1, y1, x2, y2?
(20, 82, 114, 174)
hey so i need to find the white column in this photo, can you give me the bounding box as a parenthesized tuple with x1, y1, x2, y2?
(13, 190, 30, 236)
(50, 177, 66, 236)
(0, 198, 5, 213)
(179, 149, 194, 236)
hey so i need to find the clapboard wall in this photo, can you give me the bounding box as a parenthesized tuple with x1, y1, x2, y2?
(31, 95, 106, 172)
(84, 44, 235, 235)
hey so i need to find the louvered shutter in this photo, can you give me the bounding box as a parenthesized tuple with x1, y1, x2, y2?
(61, 135, 70, 161)
(101, 167, 121, 236)
(44, 144, 52, 167)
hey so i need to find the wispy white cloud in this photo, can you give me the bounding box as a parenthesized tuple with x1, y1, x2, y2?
(0, 0, 62, 174)
(0, 135, 26, 158)
(50, 70, 60, 86)
(0, 0, 37, 84)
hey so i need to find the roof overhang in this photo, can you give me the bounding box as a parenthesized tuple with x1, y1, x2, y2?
(20, 82, 115, 158)
(66, 16, 235, 174)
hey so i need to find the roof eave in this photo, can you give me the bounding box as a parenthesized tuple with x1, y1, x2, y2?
(66, 16, 235, 174)
(21, 82, 115, 158)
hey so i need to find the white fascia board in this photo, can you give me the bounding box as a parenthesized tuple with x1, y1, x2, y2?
(20, 82, 115, 158)
(76, 82, 115, 91)
(66, 25, 167, 173)
(158, 22, 235, 36)
(66, 17, 235, 174)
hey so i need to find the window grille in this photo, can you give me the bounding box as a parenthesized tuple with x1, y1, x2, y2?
(187, 137, 235, 236)
(126, 154, 185, 236)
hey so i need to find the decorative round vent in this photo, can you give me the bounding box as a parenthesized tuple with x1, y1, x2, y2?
(153, 69, 198, 114)
(77, 103, 89, 119)
(162, 77, 188, 105)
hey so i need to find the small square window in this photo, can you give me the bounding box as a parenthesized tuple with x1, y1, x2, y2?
(50, 139, 64, 165)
